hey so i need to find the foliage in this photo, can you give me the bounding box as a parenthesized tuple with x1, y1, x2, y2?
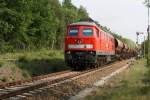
(16, 50, 69, 76)
(0, 61, 3, 68)
(141, 40, 148, 55)
(0, 76, 7, 82)
(144, 0, 150, 7)
(85, 59, 150, 100)
(0, 0, 135, 53)
(0, 0, 89, 52)
(0, 50, 69, 81)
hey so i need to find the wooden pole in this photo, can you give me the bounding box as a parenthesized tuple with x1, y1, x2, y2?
(147, 0, 150, 65)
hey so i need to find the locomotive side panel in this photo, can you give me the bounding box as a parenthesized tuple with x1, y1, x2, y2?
(98, 30, 115, 56)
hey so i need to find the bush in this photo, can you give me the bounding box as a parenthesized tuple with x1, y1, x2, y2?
(0, 44, 15, 54)
(18, 55, 29, 63)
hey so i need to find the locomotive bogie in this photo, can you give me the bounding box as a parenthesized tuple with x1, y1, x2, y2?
(65, 51, 97, 70)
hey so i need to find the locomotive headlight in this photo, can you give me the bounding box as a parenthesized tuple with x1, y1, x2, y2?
(66, 51, 71, 54)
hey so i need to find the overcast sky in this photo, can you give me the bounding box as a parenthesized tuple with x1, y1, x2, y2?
(60, 0, 147, 43)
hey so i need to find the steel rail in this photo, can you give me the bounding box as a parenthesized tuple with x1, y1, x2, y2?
(0, 60, 129, 100)
(0, 70, 71, 88)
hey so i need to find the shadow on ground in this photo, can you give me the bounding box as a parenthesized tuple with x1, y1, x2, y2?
(16, 58, 69, 77)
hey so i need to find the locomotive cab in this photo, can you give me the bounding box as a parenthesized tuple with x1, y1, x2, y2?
(65, 22, 99, 69)
(65, 24, 98, 51)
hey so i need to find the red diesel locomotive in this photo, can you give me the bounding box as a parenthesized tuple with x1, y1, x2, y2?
(65, 19, 136, 70)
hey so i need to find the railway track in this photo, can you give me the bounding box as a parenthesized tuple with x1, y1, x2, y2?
(0, 60, 133, 100)
(0, 70, 71, 89)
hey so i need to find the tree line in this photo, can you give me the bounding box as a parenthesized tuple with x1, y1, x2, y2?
(0, 0, 88, 52)
(0, 0, 136, 53)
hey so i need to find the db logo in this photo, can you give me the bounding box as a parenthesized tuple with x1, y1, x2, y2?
(75, 39, 82, 44)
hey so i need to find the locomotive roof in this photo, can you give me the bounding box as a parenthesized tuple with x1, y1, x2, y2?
(70, 22, 97, 27)
(69, 21, 114, 38)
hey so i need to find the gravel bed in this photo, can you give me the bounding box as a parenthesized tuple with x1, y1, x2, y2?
(26, 60, 130, 100)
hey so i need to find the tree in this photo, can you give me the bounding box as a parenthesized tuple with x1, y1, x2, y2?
(0, 0, 33, 50)
(0, 0, 90, 52)
(144, 0, 150, 7)
(78, 6, 89, 19)
(63, 0, 74, 9)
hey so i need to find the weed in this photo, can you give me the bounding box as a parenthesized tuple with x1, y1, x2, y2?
(11, 66, 16, 73)
(120, 80, 129, 88)
(17, 58, 68, 76)
(22, 71, 29, 78)
(0, 61, 3, 68)
(85, 59, 150, 100)
(140, 86, 150, 95)
(10, 76, 15, 81)
(18, 55, 29, 63)
(0, 50, 68, 82)
(0, 76, 7, 82)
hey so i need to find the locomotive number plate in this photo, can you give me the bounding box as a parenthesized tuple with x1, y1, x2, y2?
(68, 44, 93, 49)
(68, 44, 84, 49)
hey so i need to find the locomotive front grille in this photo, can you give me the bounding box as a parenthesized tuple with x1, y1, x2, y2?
(65, 51, 96, 66)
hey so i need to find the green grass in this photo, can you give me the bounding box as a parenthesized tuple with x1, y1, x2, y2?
(16, 50, 68, 76)
(0, 62, 3, 68)
(0, 76, 7, 82)
(0, 49, 69, 82)
(85, 59, 150, 100)
(0, 49, 64, 60)
(17, 57, 68, 76)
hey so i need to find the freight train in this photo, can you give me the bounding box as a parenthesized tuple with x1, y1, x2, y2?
(64, 19, 137, 70)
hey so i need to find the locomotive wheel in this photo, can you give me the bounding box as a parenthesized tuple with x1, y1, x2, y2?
(71, 66, 76, 71)
(98, 62, 101, 67)
(72, 65, 86, 71)
(94, 62, 99, 68)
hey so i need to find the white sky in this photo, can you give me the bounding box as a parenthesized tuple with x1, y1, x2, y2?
(60, 0, 147, 43)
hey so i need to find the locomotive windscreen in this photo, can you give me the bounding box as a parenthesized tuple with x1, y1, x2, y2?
(82, 28, 93, 36)
(69, 28, 79, 36)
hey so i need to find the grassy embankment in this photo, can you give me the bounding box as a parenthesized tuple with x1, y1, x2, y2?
(85, 59, 150, 100)
(0, 49, 69, 82)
